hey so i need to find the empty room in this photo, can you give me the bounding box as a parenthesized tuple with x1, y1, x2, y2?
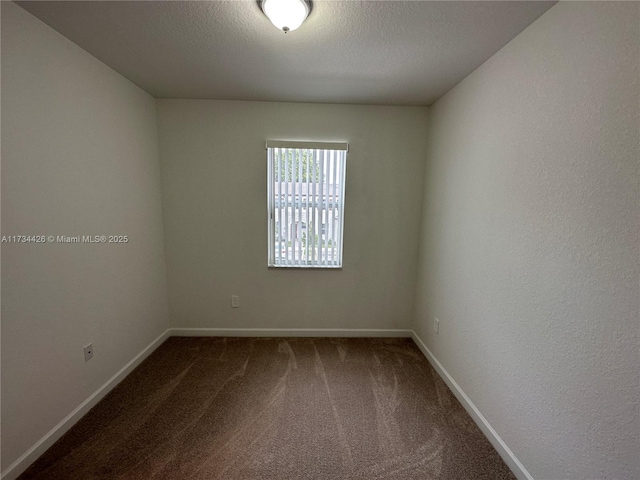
(1, 1, 638, 479)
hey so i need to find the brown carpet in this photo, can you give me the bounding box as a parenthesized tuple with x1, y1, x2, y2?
(18, 337, 515, 480)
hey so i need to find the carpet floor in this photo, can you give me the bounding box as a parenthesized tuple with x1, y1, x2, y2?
(18, 337, 516, 480)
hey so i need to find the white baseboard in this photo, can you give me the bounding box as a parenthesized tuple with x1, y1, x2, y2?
(410, 331, 534, 480)
(1, 329, 171, 480)
(170, 327, 412, 338)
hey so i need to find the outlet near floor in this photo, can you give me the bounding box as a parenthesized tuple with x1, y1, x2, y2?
(83, 343, 94, 362)
(231, 295, 240, 308)
(433, 318, 440, 334)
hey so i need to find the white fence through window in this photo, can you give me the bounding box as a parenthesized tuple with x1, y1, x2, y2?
(267, 141, 347, 268)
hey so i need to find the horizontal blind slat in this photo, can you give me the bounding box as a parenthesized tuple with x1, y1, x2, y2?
(266, 140, 348, 152)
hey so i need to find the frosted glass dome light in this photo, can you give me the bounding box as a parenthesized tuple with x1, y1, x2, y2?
(261, 0, 311, 33)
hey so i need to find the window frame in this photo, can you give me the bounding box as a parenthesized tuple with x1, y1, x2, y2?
(266, 140, 348, 269)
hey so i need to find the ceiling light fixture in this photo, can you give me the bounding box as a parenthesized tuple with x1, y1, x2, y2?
(261, 0, 311, 33)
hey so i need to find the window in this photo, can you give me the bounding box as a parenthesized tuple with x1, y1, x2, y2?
(267, 140, 348, 268)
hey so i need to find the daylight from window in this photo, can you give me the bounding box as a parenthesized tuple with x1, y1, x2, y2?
(267, 142, 347, 268)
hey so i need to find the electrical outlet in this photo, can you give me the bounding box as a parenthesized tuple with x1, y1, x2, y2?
(433, 318, 440, 334)
(231, 295, 240, 308)
(83, 343, 94, 362)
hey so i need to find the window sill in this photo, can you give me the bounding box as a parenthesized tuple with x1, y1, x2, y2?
(268, 265, 342, 270)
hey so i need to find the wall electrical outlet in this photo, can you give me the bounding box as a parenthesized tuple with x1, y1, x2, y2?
(433, 318, 440, 334)
(231, 295, 240, 308)
(83, 343, 94, 362)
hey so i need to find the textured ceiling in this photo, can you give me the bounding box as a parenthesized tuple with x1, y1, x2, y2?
(16, 1, 555, 106)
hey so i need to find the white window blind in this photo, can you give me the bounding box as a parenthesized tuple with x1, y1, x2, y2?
(267, 140, 347, 268)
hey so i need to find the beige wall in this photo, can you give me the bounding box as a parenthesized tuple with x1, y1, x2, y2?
(4, 1, 639, 479)
(1, 2, 169, 470)
(157, 100, 427, 331)
(413, 2, 639, 479)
